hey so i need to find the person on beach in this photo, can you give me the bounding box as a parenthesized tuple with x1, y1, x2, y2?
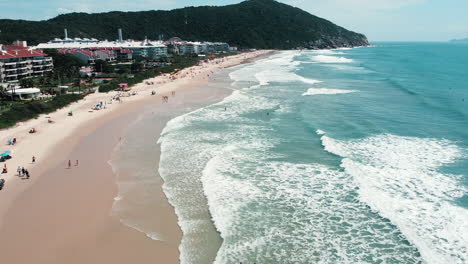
(25, 169, 29, 179)
(32, 156, 36, 163)
(68, 160, 71, 169)
(75, 160, 79, 166)
(22, 167, 25, 175)
(17, 166, 22, 176)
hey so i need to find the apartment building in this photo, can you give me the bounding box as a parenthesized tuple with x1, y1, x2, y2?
(0, 43, 53, 83)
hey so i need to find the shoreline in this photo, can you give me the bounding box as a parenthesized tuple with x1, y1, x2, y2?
(0, 50, 273, 263)
(110, 70, 235, 262)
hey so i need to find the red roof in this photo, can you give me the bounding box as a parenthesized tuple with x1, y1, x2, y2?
(97, 50, 115, 55)
(77, 50, 98, 57)
(0, 48, 48, 59)
(58, 48, 79, 54)
(119, 49, 133, 54)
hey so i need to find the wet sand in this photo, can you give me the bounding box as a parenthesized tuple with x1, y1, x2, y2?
(0, 51, 273, 263)
(0, 107, 179, 263)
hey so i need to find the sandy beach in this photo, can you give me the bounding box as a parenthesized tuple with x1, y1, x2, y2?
(0, 50, 272, 263)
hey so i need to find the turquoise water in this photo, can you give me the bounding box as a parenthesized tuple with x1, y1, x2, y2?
(158, 43, 468, 263)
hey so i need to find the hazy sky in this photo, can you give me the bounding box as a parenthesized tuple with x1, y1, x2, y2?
(0, 0, 467, 41)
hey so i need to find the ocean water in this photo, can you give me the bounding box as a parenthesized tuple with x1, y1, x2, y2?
(158, 43, 468, 263)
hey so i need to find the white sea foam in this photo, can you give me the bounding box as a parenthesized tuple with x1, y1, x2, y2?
(228, 51, 299, 87)
(312, 55, 353, 63)
(158, 50, 426, 264)
(321, 134, 468, 264)
(316, 50, 345, 55)
(255, 70, 321, 85)
(158, 75, 282, 263)
(228, 50, 323, 86)
(203, 151, 422, 263)
(302, 88, 357, 96)
(316, 129, 326, 135)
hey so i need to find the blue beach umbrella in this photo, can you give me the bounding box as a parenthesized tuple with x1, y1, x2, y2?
(1, 150, 11, 157)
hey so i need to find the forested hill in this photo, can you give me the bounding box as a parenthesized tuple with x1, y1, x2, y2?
(0, 0, 369, 49)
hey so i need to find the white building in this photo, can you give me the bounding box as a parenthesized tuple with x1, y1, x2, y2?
(36, 39, 168, 59)
(6, 88, 41, 100)
(0, 43, 53, 83)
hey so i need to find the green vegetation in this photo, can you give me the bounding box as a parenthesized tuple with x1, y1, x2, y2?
(98, 55, 200, 92)
(19, 49, 85, 88)
(44, 49, 85, 79)
(0, 0, 368, 49)
(0, 50, 236, 129)
(0, 94, 82, 129)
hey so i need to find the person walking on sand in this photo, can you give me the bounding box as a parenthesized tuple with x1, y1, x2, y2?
(17, 166, 22, 176)
(22, 167, 25, 176)
(32, 156, 36, 163)
(68, 160, 71, 169)
(75, 160, 79, 166)
(25, 169, 30, 179)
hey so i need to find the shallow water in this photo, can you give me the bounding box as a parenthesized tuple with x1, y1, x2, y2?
(110, 69, 234, 263)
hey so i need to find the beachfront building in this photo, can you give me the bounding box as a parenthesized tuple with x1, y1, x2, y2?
(166, 38, 230, 55)
(5, 88, 41, 100)
(37, 39, 168, 60)
(167, 42, 195, 55)
(95, 50, 117, 62)
(73, 50, 99, 64)
(0, 42, 53, 83)
(116, 49, 133, 62)
(34, 29, 230, 61)
(190, 42, 230, 53)
(128, 40, 168, 59)
(58, 48, 132, 63)
(212, 42, 230, 52)
(58, 48, 99, 64)
(193, 42, 209, 54)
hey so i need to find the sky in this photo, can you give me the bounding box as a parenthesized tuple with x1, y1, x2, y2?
(0, 0, 467, 41)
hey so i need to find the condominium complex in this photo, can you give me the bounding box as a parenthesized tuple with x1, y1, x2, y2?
(58, 48, 133, 64)
(37, 38, 168, 59)
(34, 29, 231, 60)
(0, 42, 53, 83)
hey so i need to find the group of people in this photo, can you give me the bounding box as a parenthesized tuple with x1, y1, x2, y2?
(1, 126, 38, 188)
(17, 166, 30, 179)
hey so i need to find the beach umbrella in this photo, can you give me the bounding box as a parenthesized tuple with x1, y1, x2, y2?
(1, 150, 11, 157)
